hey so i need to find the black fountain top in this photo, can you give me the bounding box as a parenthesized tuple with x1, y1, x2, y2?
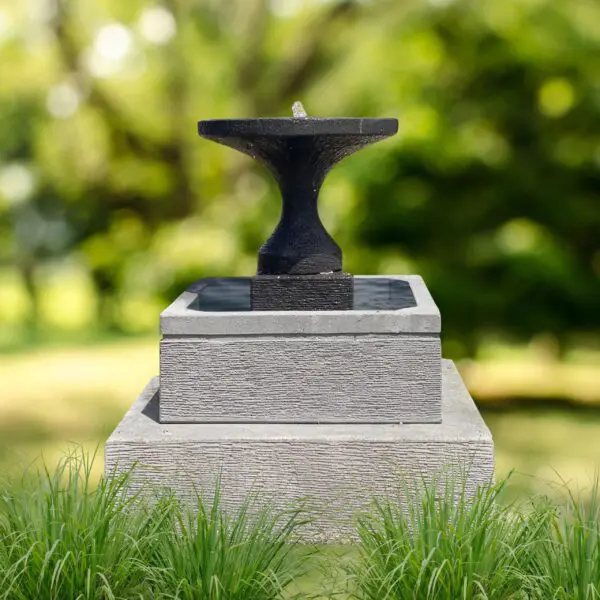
(198, 103, 398, 311)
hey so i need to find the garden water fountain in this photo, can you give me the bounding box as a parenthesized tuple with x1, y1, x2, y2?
(105, 105, 494, 541)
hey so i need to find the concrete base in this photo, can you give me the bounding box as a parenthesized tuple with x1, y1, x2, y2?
(159, 275, 443, 424)
(160, 334, 442, 424)
(105, 360, 494, 543)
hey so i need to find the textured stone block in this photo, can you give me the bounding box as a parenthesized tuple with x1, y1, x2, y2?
(251, 272, 353, 311)
(159, 334, 441, 424)
(105, 360, 494, 543)
(159, 275, 442, 424)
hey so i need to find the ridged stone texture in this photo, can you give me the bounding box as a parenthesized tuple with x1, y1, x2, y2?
(159, 334, 441, 423)
(251, 272, 354, 311)
(159, 275, 443, 424)
(105, 360, 494, 543)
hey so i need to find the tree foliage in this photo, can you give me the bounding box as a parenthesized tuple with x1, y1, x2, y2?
(0, 0, 598, 353)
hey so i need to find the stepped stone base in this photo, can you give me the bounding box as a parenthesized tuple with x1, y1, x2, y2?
(105, 360, 494, 543)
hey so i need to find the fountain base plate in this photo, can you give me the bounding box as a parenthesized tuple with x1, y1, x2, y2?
(251, 272, 353, 311)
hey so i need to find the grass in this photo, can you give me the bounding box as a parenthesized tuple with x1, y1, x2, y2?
(526, 477, 600, 600)
(145, 484, 312, 600)
(348, 475, 544, 599)
(2, 453, 600, 599)
(0, 449, 310, 599)
(0, 449, 160, 599)
(348, 473, 600, 600)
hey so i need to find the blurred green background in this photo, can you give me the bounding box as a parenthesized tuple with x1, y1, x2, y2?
(0, 0, 599, 492)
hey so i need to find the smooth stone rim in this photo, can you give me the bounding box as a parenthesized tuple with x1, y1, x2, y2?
(198, 118, 398, 138)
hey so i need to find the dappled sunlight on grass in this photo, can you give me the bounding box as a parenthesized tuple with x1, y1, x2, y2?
(461, 340, 600, 405)
(0, 336, 158, 478)
(464, 358, 600, 405)
(488, 409, 600, 499)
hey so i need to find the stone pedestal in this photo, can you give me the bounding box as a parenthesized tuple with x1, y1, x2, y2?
(159, 276, 441, 424)
(105, 275, 494, 542)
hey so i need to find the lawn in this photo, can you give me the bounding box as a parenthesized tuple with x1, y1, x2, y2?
(2, 451, 600, 599)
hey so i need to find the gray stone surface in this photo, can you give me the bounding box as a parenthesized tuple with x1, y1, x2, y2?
(159, 334, 441, 424)
(159, 274, 442, 424)
(160, 275, 440, 336)
(105, 360, 494, 543)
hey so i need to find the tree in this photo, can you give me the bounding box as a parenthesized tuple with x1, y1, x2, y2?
(0, 0, 598, 353)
